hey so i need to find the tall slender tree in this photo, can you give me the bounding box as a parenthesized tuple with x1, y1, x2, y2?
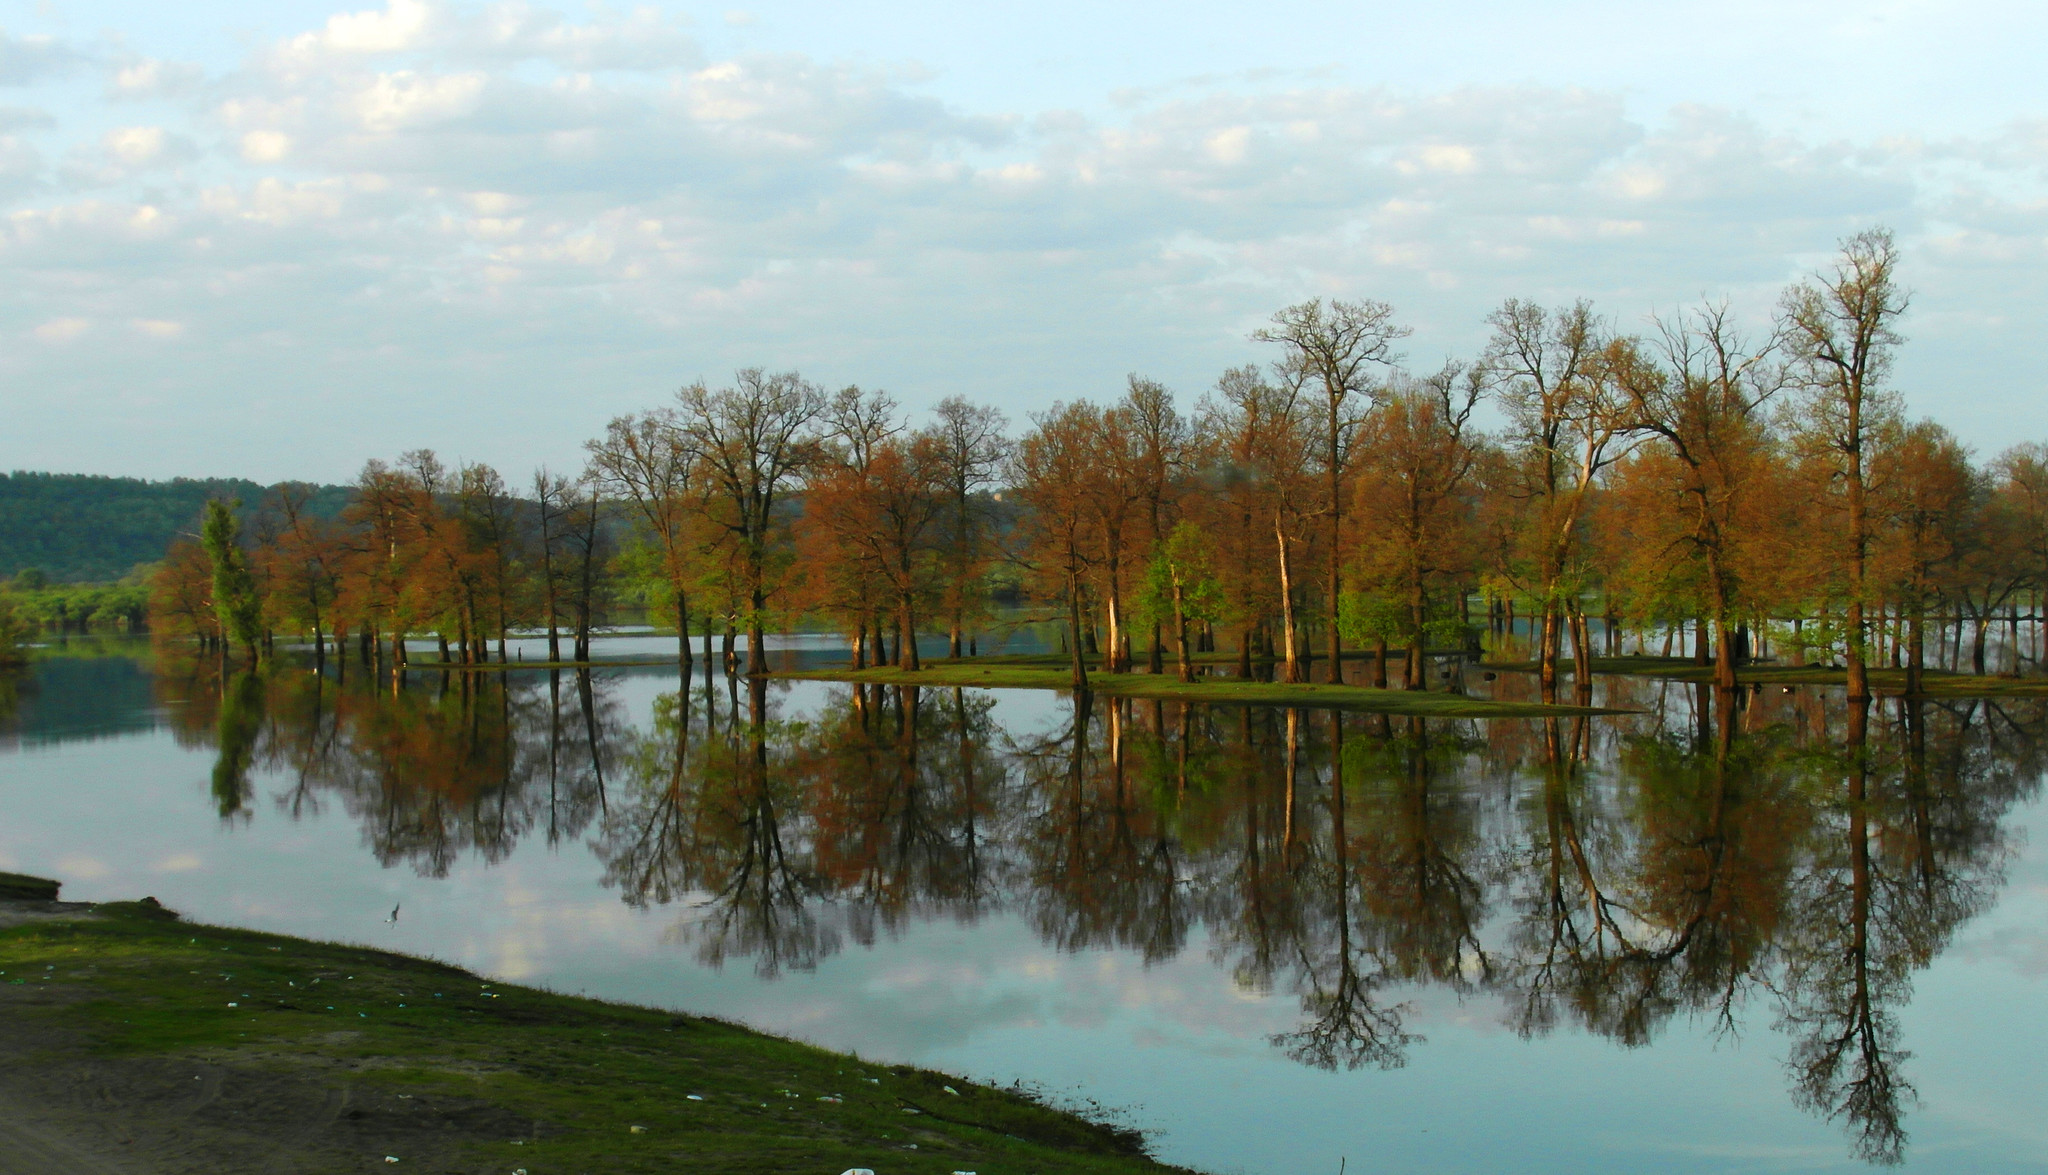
(1255, 299, 1409, 683)
(1783, 229, 1909, 701)
(200, 498, 262, 663)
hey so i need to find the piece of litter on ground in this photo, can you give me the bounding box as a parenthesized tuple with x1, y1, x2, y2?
(862, 1077, 880, 1084)
(226, 1002, 237, 1008)
(817, 1095, 843, 1104)
(685, 1094, 704, 1101)
(838, 1169, 875, 1175)
(628, 1125, 646, 1134)
(942, 1085, 960, 1095)
(383, 1159, 399, 1165)
(903, 1108, 921, 1114)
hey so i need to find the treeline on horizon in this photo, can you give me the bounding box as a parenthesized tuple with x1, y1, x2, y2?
(0, 471, 351, 582)
(129, 228, 2048, 702)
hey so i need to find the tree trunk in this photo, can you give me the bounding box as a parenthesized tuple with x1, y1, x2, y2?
(1276, 513, 1302, 683)
(1406, 578, 1425, 690)
(1170, 577, 1192, 683)
(1067, 568, 1088, 692)
(1907, 605, 1924, 695)
(747, 586, 766, 677)
(1714, 616, 1738, 692)
(1538, 602, 1560, 702)
(1105, 582, 1126, 674)
(676, 593, 692, 675)
(899, 599, 920, 671)
(1567, 609, 1591, 697)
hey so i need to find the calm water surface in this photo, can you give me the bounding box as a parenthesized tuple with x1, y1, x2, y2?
(2, 637, 2046, 1174)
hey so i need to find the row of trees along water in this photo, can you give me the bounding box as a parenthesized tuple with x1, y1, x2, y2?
(153, 645, 2040, 1166)
(146, 229, 2048, 702)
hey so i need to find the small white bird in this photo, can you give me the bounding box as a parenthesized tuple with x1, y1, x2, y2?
(384, 903, 400, 924)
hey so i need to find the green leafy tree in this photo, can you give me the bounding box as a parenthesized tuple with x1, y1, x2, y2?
(0, 593, 31, 666)
(1138, 521, 1226, 681)
(201, 499, 262, 661)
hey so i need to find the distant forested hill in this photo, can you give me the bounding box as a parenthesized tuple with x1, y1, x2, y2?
(0, 472, 352, 582)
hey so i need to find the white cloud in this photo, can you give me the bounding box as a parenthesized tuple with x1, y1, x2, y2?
(32, 317, 89, 343)
(241, 130, 293, 161)
(290, 0, 434, 57)
(104, 125, 168, 165)
(109, 57, 206, 100)
(0, 1, 2043, 482)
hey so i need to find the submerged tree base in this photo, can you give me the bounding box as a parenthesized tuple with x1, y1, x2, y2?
(777, 661, 1628, 716)
(0, 885, 1190, 1175)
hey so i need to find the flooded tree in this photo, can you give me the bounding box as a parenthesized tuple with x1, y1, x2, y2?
(1784, 229, 1910, 702)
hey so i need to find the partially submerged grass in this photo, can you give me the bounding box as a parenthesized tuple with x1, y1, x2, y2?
(0, 893, 1190, 1175)
(397, 657, 678, 672)
(774, 662, 1627, 717)
(1492, 655, 2048, 697)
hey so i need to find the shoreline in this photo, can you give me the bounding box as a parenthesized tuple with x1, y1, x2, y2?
(0, 876, 1194, 1175)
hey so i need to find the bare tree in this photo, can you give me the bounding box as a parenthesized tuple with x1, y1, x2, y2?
(1783, 228, 1909, 701)
(456, 462, 524, 663)
(530, 467, 577, 662)
(1482, 299, 1632, 700)
(1011, 403, 1101, 691)
(930, 395, 1010, 657)
(1628, 301, 1788, 690)
(587, 409, 700, 675)
(679, 369, 828, 676)
(1122, 375, 1188, 673)
(1255, 298, 1410, 683)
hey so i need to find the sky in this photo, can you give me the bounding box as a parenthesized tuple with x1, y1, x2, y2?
(2, 0, 2046, 484)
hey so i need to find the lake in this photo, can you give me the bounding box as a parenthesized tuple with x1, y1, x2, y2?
(3, 635, 2045, 1174)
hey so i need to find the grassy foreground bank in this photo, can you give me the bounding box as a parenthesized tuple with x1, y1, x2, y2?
(775, 660, 1626, 717)
(0, 881, 1191, 1175)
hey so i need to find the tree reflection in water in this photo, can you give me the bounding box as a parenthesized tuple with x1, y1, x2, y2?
(163, 651, 2046, 1164)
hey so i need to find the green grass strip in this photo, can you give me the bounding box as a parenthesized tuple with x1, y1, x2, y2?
(0, 896, 1192, 1174)
(773, 663, 1628, 717)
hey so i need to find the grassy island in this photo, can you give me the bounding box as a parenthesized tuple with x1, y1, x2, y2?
(1497, 655, 2048, 698)
(0, 879, 1191, 1175)
(774, 657, 1629, 717)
